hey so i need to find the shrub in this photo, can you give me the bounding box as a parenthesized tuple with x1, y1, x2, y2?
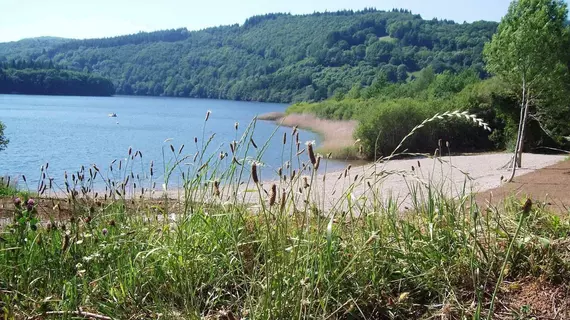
(355, 99, 493, 159)
(356, 99, 427, 157)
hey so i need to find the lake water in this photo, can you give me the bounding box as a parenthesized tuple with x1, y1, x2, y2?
(0, 95, 346, 190)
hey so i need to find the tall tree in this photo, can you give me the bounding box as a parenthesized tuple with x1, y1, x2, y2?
(484, 0, 568, 182)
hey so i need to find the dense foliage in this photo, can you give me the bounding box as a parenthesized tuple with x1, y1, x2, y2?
(0, 61, 115, 96)
(0, 37, 70, 61)
(484, 0, 569, 177)
(283, 3, 570, 160)
(289, 66, 570, 159)
(0, 9, 497, 102)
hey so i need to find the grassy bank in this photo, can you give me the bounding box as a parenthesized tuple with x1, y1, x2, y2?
(0, 177, 27, 197)
(1, 114, 570, 319)
(2, 174, 569, 319)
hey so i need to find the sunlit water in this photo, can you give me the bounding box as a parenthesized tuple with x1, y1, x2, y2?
(0, 95, 346, 191)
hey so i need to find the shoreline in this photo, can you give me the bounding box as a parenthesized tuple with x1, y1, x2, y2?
(2, 153, 566, 220)
(258, 112, 361, 160)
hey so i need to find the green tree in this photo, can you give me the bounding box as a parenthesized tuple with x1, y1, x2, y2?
(396, 64, 408, 82)
(0, 121, 8, 151)
(483, 0, 568, 181)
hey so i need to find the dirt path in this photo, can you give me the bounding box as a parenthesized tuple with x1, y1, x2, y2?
(476, 158, 570, 213)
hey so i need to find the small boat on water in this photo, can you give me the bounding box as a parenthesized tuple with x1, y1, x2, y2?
(108, 113, 117, 118)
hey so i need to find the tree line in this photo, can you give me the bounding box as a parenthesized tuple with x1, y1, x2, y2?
(0, 9, 497, 103)
(0, 61, 115, 96)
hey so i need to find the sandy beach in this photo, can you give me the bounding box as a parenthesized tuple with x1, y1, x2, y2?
(239, 152, 567, 213)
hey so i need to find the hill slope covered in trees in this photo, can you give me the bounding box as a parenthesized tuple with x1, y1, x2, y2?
(0, 60, 115, 96)
(0, 9, 497, 102)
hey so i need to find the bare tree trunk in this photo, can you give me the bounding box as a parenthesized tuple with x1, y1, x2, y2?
(512, 100, 525, 168)
(507, 78, 527, 182)
(517, 89, 531, 168)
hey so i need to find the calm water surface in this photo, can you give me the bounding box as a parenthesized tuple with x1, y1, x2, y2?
(0, 95, 345, 189)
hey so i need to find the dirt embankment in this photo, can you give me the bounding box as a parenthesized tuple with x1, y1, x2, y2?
(476, 158, 570, 213)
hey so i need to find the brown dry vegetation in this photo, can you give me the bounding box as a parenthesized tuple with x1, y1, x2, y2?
(259, 112, 360, 159)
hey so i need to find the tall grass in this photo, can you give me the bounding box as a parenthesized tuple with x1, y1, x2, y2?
(1, 112, 569, 319)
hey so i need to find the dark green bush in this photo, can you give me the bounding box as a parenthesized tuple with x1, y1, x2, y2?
(355, 99, 426, 157)
(355, 98, 495, 159)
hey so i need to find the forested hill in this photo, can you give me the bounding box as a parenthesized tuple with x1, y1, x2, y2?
(0, 37, 70, 61)
(0, 9, 498, 103)
(0, 61, 115, 96)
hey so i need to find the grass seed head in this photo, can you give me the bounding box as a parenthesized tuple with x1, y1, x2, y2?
(250, 137, 258, 149)
(307, 142, 316, 165)
(269, 184, 277, 206)
(303, 176, 309, 189)
(213, 181, 221, 197)
(315, 156, 321, 171)
(62, 233, 70, 252)
(522, 198, 533, 214)
(280, 189, 286, 211)
(251, 162, 259, 184)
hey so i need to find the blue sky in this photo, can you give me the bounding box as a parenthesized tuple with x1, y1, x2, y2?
(0, 0, 515, 42)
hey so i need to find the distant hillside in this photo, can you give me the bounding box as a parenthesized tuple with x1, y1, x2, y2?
(0, 9, 498, 103)
(0, 60, 115, 97)
(0, 37, 71, 60)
